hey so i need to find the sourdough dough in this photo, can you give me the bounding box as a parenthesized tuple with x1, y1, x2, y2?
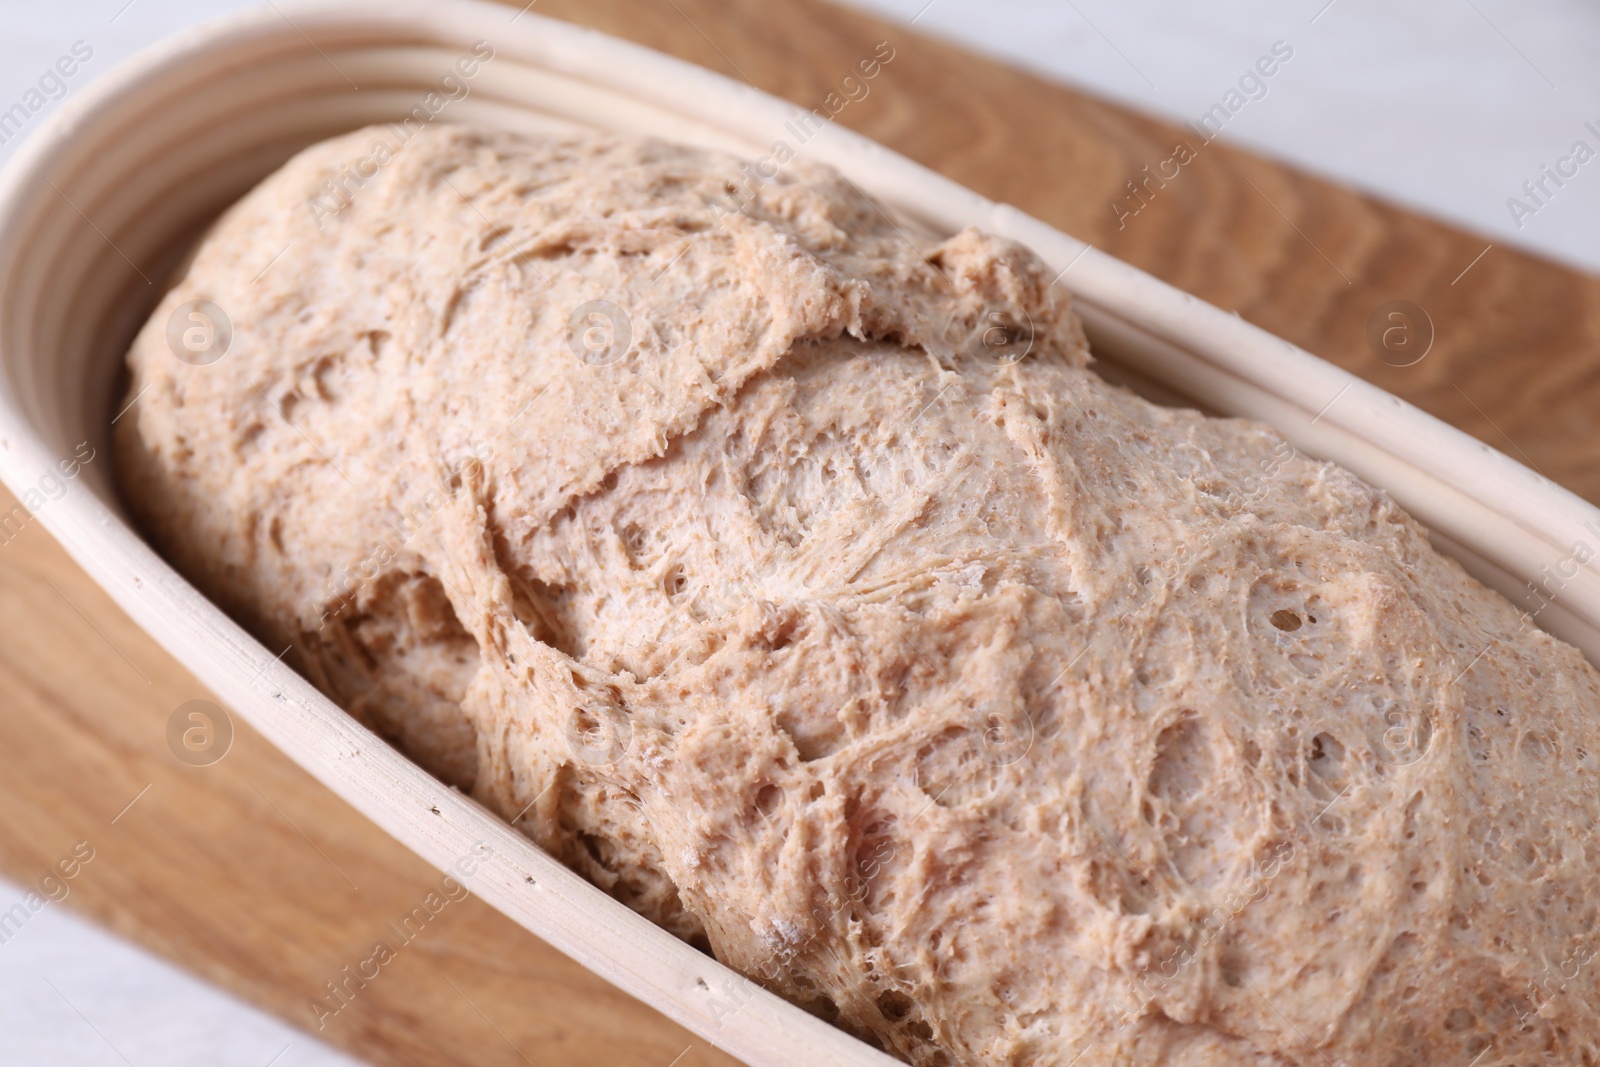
(117, 124, 1600, 1066)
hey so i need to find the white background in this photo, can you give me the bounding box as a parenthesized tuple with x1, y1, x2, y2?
(0, 0, 1595, 1063)
(849, 0, 1600, 274)
(0, 881, 359, 1065)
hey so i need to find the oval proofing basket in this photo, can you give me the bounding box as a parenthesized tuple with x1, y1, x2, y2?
(1, 2, 1598, 1065)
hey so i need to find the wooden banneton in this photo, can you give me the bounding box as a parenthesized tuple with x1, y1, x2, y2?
(0, 2, 1596, 1064)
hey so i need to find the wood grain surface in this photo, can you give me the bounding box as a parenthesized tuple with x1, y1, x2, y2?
(1, 1, 1596, 1065)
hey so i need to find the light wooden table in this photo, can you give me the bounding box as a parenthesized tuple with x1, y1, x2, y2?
(1, 1, 1597, 1064)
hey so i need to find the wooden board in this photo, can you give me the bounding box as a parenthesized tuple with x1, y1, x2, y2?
(1, 1, 1596, 1065)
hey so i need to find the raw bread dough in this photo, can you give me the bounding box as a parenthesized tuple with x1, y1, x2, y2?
(117, 124, 1600, 1066)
